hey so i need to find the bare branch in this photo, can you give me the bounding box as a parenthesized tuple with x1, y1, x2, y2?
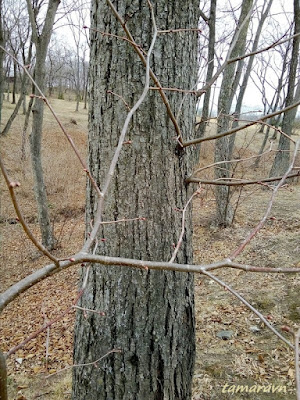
(230, 137, 300, 259)
(202, 270, 293, 348)
(0, 45, 102, 198)
(82, 1, 158, 252)
(106, 0, 185, 145)
(187, 171, 300, 186)
(46, 349, 122, 377)
(5, 289, 84, 358)
(169, 187, 201, 263)
(0, 156, 58, 264)
(183, 99, 300, 147)
(2, 252, 300, 313)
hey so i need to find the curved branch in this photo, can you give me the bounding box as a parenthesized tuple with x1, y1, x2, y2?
(183, 99, 300, 147)
(0, 156, 58, 264)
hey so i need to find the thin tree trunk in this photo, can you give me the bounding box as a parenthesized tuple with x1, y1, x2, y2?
(214, 0, 253, 226)
(0, 350, 7, 400)
(270, 0, 300, 177)
(197, 0, 216, 138)
(26, 0, 60, 249)
(11, 62, 17, 104)
(21, 95, 33, 161)
(230, 0, 273, 155)
(1, 43, 32, 137)
(72, 1, 198, 399)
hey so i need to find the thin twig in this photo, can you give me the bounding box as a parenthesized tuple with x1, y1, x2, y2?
(183, 98, 300, 147)
(230, 137, 300, 259)
(193, 142, 274, 175)
(82, 1, 158, 253)
(187, 171, 300, 186)
(106, 0, 184, 145)
(5, 289, 84, 358)
(0, 156, 59, 264)
(46, 349, 122, 377)
(0, 45, 101, 199)
(169, 188, 201, 263)
(202, 270, 293, 348)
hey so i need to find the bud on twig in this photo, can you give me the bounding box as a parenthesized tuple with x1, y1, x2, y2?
(9, 181, 21, 188)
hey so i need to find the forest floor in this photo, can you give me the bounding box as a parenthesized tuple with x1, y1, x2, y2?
(0, 97, 299, 399)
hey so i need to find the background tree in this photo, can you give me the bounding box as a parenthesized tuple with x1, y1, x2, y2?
(270, 0, 300, 178)
(72, 1, 199, 398)
(66, 0, 89, 111)
(197, 0, 216, 139)
(26, 0, 60, 249)
(214, 0, 253, 226)
(0, 0, 33, 137)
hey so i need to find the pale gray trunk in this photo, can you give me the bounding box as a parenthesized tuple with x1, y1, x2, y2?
(27, 0, 60, 249)
(1, 43, 32, 137)
(75, 52, 80, 112)
(72, 1, 198, 399)
(197, 0, 216, 138)
(21, 95, 33, 161)
(270, 0, 300, 178)
(232, 0, 273, 131)
(214, 0, 253, 226)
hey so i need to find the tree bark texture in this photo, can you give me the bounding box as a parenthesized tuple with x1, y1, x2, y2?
(197, 0, 216, 138)
(27, 0, 60, 249)
(270, 0, 300, 178)
(72, 1, 198, 399)
(214, 0, 253, 226)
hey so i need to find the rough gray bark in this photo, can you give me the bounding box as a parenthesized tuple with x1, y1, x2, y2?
(270, 0, 300, 178)
(72, 1, 198, 399)
(26, 0, 60, 249)
(214, 0, 253, 226)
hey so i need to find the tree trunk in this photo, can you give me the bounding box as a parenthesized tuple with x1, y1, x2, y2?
(270, 0, 300, 178)
(72, 1, 198, 399)
(1, 42, 33, 137)
(26, 0, 60, 249)
(214, 0, 253, 226)
(11, 62, 17, 105)
(30, 55, 56, 248)
(0, 350, 7, 400)
(231, 0, 273, 132)
(197, 0, 216, 138)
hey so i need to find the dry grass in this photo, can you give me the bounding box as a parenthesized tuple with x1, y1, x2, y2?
(1, 98, 300, 399)
(0, 95, 87, 399)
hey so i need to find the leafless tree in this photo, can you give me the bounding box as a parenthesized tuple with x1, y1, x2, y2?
(1, 1, 300, 400)
(270, 0, 300, 178)
(26, 0, 60, 249)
